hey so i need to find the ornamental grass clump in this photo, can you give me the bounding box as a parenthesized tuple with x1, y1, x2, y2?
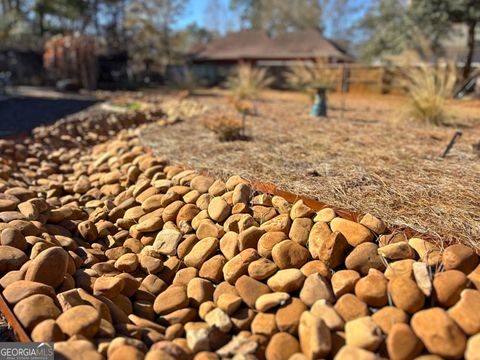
(398, 61, 457, 126)
(225, 64, 273, 100)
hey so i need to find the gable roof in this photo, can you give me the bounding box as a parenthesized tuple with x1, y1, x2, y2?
(191, 29, 352, 62)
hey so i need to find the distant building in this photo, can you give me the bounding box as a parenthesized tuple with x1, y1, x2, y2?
(188, 28, 353, 85)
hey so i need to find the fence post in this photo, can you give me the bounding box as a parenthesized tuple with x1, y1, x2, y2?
(341, 64, 350, 93)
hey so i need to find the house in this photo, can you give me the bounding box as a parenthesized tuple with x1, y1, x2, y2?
(188, 28, 353, 86)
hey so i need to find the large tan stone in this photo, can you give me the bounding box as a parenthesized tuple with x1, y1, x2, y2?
(448, 289, 480, 335)
(345, 316, 383, 351)
(330, 218, 373, 247)
(298, 311, 331, 359)
(411, 307, 466, 359)
(13, 294, 61, 331)
(387, 323, 423, 360)
(25, 246, 68, 288)
(271, 240, 309, 269)
(56, 305, 101, 338)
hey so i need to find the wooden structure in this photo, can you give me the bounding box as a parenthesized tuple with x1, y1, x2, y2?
(44, 34, 97, 90)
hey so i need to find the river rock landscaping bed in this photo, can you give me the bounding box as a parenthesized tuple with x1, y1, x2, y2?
(0, 106, 479, 359)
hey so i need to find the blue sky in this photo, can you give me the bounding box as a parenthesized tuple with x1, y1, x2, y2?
(176, 0, 373, 39)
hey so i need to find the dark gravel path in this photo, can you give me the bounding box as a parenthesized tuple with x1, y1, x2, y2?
(0, 96, 96, 137)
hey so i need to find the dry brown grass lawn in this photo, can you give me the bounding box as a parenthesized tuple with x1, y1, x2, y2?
(139, 89, 480, 248)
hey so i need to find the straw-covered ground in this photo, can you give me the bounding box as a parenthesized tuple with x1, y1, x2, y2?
(141, 90, 480, 248)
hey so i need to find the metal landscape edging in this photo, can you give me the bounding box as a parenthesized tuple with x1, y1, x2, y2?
(0, 291, 31, 342)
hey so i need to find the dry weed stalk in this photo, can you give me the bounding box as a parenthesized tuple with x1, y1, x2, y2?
(225, 63, 273, 100)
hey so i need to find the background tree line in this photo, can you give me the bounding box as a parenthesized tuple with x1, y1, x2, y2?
(0, 0, 478, 78)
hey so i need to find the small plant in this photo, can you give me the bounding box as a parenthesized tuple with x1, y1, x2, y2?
(285, 58, 337, 99)
(397, 61, 457, 125)
(203, 115, 244, 141)
(225, 64, 273, 100)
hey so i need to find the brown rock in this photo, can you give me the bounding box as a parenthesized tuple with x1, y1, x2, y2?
(443, 244, 479, 274)
(114, 253, 138, 272)
(275, 297, 307, 335)
(1, 228, 28, 252)
(154, 285, 189, 315)
(3, 280, 55, 305)
(205, 307, 232, 332)
(289, 218, 313, 246)
(465, 333, 480, 360)
(232, 183, 251, 204)
(78, 220, 98, 242)
(307, 221, 331, 259)
(208, 197, 231, 222)
(411, 307, 466, 359)
(316, 231, 350, 268)
(255, 292, 290, 312)
(314, 208, 336, 223)
(388, 276, 425, 314)
(371, 306, 408, 334)
(448, 289, 480, 335)
(184, 237, 218, 268)
(300, 260, 330, 278)
(260, 214, 291, 234)
(378, 241, 415, 260)
(290, 200, 314, 219)
(238, 226, 265, 251)
(187, 278, 214, 307)
(251, 312, 277, 336)
(248, 258, 277, 280)
(469, 264, 480, 290)
(345, 316, 383, 351)
(359, 213, 386, 234)
(219, 232, 239, 260)
(299, 273, 335, 306)
(235, 275, 270, 308)
(412, 261, 433, 296)
(310, 300, 345, 330)
(257, 232, 287, 258)
(345, 243, 385, 275)
(265, 332, 300, 360)
(13, 294, 61, 331)
(223, 248, 260, 284)
(56, 305, 101, 338)
(384, 259, 415, 280)
(25, 246, 68, 288)
(272, 195, 291, 214)
(271, 240, 309, 269)
(334, 294, 369, 322)
(191, 175, 215, 193)
(331, 270, 361, 298)
(31, 319, 65, 342)
(387, 323, 423, 360)
(330, 218, 373, 247)
(334, 345, 377, 360)
(408, 238, 441, 266)
(154, 229, 183, 256)
(0, 245, 28, 274)
(199, 254, 226, 283)
(94, 276, 125, 298)
(217, 293, 242, 315)
(196, 220, 224, 239)
(137, 216, 164, 232)
(298, 311, 331, 359)
(354, 269, 388, 307)
(267, 269, 305, 292)
(433, 270, 468, 307)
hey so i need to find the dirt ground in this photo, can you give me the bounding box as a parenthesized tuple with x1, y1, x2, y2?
(140, 89, 480, 248)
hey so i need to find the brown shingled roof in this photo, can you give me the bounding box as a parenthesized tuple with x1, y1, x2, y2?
(192, 28, 352, 61)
